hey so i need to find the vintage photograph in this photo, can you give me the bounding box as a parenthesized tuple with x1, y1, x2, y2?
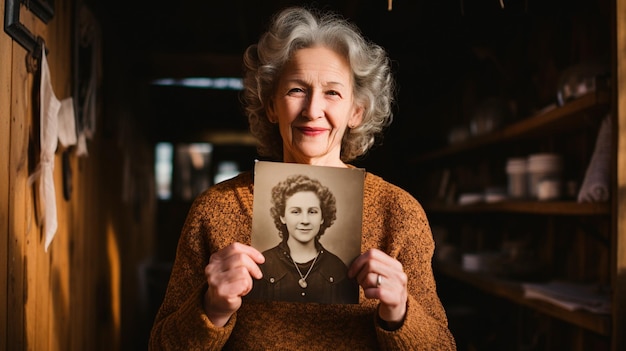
(248, 161, 364, 304)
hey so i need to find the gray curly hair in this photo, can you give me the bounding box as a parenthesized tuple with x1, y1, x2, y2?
(241, 6, 395, 162)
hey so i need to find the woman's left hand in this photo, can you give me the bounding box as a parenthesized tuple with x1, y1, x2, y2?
(348, 248, 407, 324)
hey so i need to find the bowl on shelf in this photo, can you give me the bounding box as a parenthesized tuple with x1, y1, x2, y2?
(469, 97, 514, 136)
(556, 63, 609, 106)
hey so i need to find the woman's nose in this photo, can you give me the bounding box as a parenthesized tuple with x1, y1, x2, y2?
(303, 93, 324, 120)
(301, 213, 311, 224)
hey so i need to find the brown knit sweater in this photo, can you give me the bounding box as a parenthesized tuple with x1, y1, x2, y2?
(149, 170, 456, 350)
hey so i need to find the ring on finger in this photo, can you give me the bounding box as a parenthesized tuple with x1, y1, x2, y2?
(376, 274, 383, 287)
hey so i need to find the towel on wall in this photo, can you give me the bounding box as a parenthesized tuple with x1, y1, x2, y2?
(577, 114, 612, 203)
(39, 44, 61, 252)
(34, 45, 77, 251)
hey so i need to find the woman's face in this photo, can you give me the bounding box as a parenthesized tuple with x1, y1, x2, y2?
(268, 46, 363, 167)
(281, 191, 324, 245)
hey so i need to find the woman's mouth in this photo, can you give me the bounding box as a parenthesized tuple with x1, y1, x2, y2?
(297, 127, 327, 136)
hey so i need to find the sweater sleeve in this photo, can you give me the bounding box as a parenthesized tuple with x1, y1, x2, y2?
(375, 295, 456, 350)
(148, 282, 235, 350)
(148, 177, 249, 350)
(365, 175, 457, 350)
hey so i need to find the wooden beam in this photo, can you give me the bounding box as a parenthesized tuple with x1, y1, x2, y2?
(143, 52, 244, 79)
(613, 0, 626, 349)
(0, 0, 12, 347)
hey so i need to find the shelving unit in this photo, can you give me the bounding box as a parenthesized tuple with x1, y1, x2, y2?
(409, 90, 618, 350)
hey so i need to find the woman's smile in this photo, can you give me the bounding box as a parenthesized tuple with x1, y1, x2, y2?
(295, 126, 329, 137)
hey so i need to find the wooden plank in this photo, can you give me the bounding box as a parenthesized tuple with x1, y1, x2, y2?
(436, 263, 612, 336)
(16, 7, 44, 350)
(47, 2, 73, 348)
(613, 0, 626, 350)
(0, 0, 13, 348)
(409, 91, 611, 164)
(71, 154, 88, 351)
(7, 35, 32, 351)
(71, 120, 99, 349)
(425, 201, 610, 216)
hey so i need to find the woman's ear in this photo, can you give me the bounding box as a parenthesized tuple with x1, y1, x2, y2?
(280, 216, 286, 224)
(266, 99, 277, 123)
(349, 104, 364, 128)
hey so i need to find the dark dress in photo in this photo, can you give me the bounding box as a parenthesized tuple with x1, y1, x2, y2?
(247, 241, 359, 304)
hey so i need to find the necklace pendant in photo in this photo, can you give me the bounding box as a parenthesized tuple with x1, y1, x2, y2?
(298, 278, 308, 288)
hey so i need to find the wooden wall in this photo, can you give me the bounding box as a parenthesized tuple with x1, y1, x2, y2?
(1, 0, 156, 349)
(615, 0, 626, 349)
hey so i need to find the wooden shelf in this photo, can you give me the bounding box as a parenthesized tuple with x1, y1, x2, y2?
(425, 201, 610, 215)
(435, 263, 612, 336)
(409, 91, 610, 164)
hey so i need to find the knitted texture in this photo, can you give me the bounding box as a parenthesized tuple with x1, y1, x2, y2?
(149, 170, 457, 350)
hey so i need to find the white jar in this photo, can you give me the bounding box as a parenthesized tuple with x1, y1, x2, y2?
(526, 153, 563, 199)
(506, 157, 528, 199)
(537, 179, 562, 201)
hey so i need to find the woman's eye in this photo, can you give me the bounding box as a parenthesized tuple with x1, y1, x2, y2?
(288, 88, 305, 94)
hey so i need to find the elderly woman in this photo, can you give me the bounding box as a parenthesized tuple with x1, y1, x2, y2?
(150, 6, 456, 350)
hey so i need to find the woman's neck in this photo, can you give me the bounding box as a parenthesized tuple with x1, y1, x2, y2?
(287, 240, 319, 263)
(282, 153, 348, 168)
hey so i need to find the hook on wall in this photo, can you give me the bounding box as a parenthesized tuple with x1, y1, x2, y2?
(25, 35, 44, 73)
(4, 0, 55, 64)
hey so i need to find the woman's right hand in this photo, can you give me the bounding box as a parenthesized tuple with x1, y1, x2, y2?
(203, 242, 265, 327)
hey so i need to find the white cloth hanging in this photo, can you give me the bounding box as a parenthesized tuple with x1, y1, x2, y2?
(57, 97, 77, 147)
(36, 45, 77, 251)
(577, 114, 612, 203)
(39, 44, 60, 251)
